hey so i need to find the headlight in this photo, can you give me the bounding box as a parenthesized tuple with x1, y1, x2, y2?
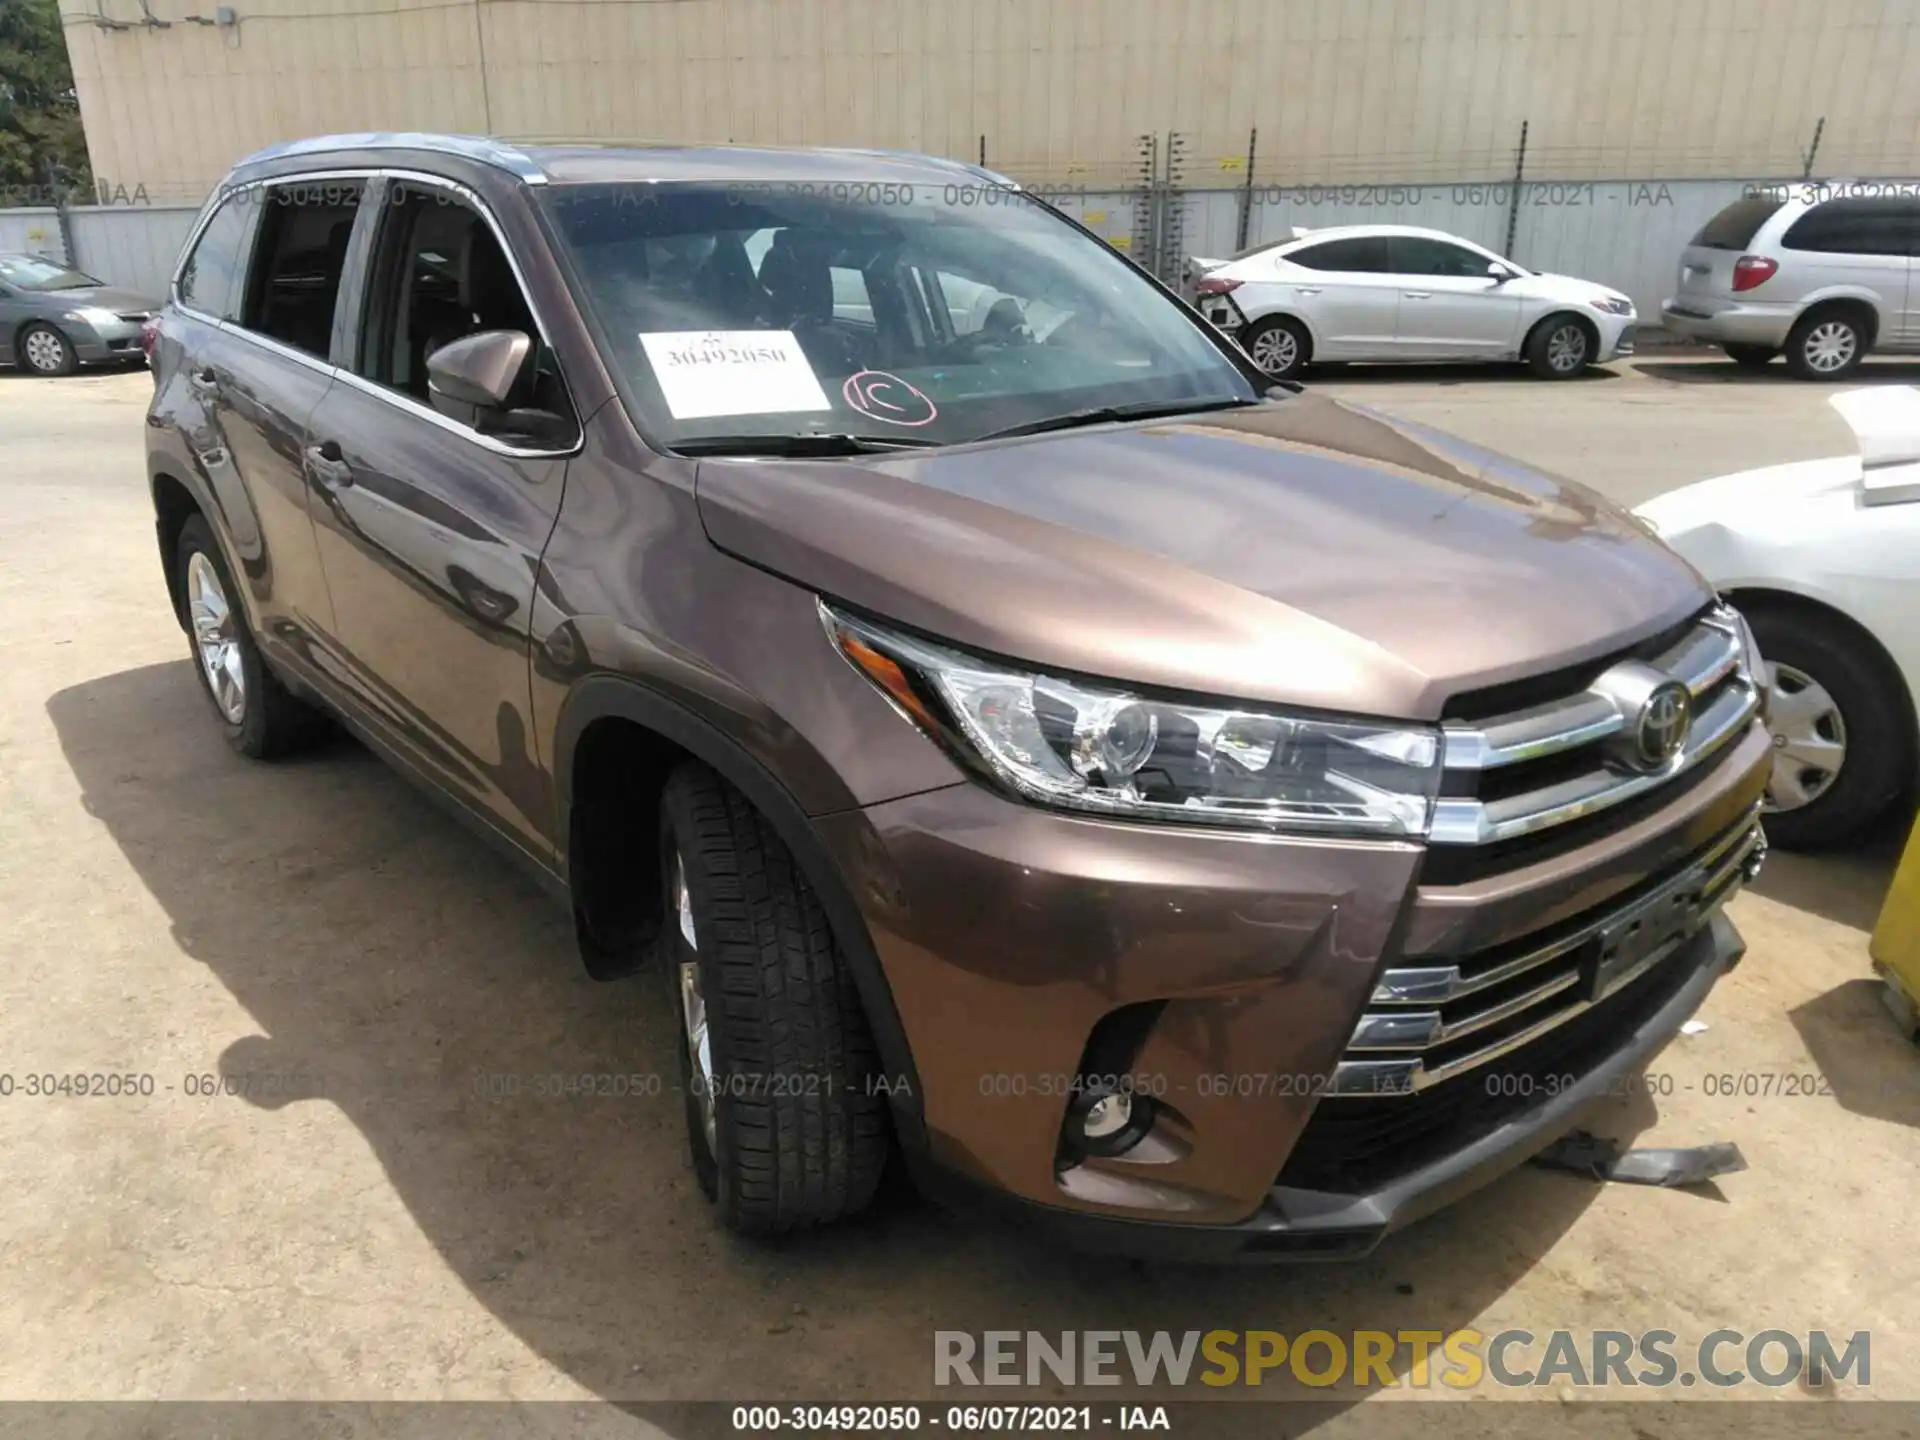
(823, 603, 1442, 838)
(1717, 601, 1770, 719)
(1589, 296, 1634, 316)
(63, 306, 120, 327)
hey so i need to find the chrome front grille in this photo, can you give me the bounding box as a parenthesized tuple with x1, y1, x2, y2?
(1327, 811, 1765, 1096)
(1429, 606, 1763, 847)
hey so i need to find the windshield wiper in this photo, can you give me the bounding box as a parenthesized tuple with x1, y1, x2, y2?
(669, 433, 942, 458)
(970, 395, 1262, 443)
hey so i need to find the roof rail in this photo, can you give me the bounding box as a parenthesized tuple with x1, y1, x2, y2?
(233, 133, 548, 183)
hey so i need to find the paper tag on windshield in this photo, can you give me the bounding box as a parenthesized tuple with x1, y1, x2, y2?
(639, 330, 831, 420)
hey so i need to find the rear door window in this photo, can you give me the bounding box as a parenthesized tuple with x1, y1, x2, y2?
(176, 192, 257, 320)
(1691, 198, 1785, 250)
(1285, 237, 1392, 272)
(1780, 198, 1919, 257)
(1388, 236, 1495, 277)
(240, 181, 365, 359)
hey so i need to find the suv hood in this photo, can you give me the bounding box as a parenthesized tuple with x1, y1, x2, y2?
(696, 394, 1710, 720)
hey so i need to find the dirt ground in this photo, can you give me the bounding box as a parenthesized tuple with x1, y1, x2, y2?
(1, 356, 1917, 1427)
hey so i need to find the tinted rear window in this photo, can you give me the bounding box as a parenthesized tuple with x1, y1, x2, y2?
(1287, 236, 1391, 272)
(1691, 198, 1784, 250)
(1780, 197, 1919, 257)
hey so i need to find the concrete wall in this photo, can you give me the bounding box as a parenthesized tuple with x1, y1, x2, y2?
(60, 0, 1920, 204)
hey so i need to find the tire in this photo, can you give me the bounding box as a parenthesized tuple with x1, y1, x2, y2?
(658, 762, 888, 1234)
(1746, 604, 1910, 849)
(1524, 314, 1593, 379)
(1723, 343, 1778, 368)
(1241, 315, 1310, 381)
(19, 322, 77, 376)
(174, 514, 330, 759)
(1784, 307, 1868, 381)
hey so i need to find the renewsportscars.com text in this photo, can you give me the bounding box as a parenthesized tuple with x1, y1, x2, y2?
(933, 1328, 1869, 1390)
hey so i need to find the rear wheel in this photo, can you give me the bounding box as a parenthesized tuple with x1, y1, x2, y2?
(1241, 315, 1309, 381)
(1723, 343, 1778, 368)
(1746, 605, 1909, 848)
(1785, 308, 1868, 380)
(19, 322, 77, 376)
(1525, 314, 1593, 378)
(174, 514, 329, 759)
(658, 762, 888, 1234)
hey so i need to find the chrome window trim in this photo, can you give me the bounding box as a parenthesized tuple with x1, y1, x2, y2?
(237, 133, 549, 184)
(336, 167, 582, 459)
(174, 164, 583, 461)
(170, 170, 376, 316)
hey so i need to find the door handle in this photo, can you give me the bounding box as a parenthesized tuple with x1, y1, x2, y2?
(189, 366, 218, 391)
(1402, 290, 1433, 299)
(1295, 286, 1322, 295)
(305, 440, 353, 488)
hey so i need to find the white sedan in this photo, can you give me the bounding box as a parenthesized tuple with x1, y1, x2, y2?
(1188, 224, 1638, 381)
(1637, 387, 1920, 848)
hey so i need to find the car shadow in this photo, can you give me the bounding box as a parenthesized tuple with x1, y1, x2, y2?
(1749, 812, 1907, 934)
(1788, 980, 1920, 1131)
(1308, 361, 1621, 387)
(1637, 359, 1920, 386)
(49, 661, 1646, 1413)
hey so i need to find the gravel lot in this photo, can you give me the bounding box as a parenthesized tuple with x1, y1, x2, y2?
(2, 357, 1917, 1425)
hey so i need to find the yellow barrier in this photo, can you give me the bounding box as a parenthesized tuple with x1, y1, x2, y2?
(1870, 813, 1920, 1040)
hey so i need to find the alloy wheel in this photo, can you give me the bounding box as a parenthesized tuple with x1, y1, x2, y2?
(186, 551, 246, 723)
(1546, 323, 1588, 373)
(673, 849, 718, 1154)
(1800, 321, 1858, 374)
(1249, 326, 1298, 376)
(1763, 662, 1847, 812)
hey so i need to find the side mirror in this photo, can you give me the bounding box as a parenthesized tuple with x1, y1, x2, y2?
(427, 329, 532, 421)
(1486, 261, 1515, 283)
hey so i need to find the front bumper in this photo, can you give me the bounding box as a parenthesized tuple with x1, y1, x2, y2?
(915, 909, 1745, 1261)
(1596, 319, 1637, 362)
(68, 319, 147, 363)
(817, 720, 1771, 1252)
(1660, 299, 1797, 347)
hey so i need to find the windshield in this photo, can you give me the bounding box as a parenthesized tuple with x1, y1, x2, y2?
(540, 181, 1259, 450)
(0, 254, 101, 291)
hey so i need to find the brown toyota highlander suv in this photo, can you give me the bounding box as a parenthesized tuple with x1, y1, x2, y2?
(148, 134, 1770, 1260)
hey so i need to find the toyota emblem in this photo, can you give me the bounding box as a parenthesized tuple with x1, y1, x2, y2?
(1635, 682, 1692, 768)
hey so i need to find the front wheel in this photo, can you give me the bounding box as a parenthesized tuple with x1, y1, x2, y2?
(1240, 315, 1310, 381)
(19, 322, 77, 376)
(1747, 606, 1909, 848)
(658, 763, 888, 1235)
(1525, 315, 1592, 378)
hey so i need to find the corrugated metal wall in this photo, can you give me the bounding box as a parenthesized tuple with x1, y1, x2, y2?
(60, 0, 1920, 203)
(0, 206, 201, 297)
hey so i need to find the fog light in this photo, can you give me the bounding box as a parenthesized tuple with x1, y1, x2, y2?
(1082, 1089, 1132, 1140)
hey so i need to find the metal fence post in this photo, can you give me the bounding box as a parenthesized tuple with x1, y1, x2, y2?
(1503, 119, 1529, 261)
(1235, 127, 1257, 251)
(45, 159, 78, 269)
(1801, 117, 1825, 179)
(1130, 132, 1157, 272)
